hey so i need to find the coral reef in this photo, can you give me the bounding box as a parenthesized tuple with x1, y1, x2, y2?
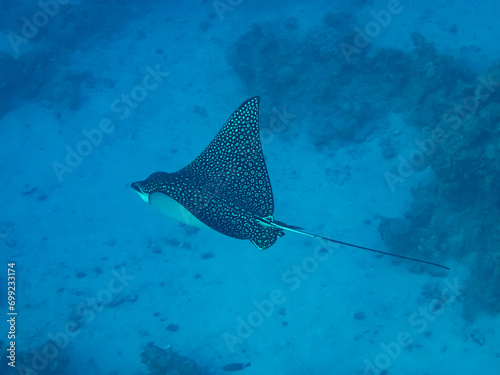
(227, 21, 379, 146)
(227, 17, 469, 148)
(380, 62, 500, 317)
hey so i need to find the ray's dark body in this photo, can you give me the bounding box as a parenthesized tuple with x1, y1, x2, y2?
(132, 97, 283, 249)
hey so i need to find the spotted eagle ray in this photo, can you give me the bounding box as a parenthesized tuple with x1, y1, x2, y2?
(132, 97, 449, 270)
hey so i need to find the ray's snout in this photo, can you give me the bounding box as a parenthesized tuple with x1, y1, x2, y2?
(131, 181, 142, 192)
(131, 181, 149, 203)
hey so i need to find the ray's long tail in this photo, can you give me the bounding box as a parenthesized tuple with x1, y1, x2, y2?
(271, 221, 450, 270)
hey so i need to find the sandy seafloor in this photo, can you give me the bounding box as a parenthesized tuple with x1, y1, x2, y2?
(0, 0, 499, 374)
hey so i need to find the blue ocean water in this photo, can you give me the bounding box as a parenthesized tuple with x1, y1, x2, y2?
(1, 0, 499, 374)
